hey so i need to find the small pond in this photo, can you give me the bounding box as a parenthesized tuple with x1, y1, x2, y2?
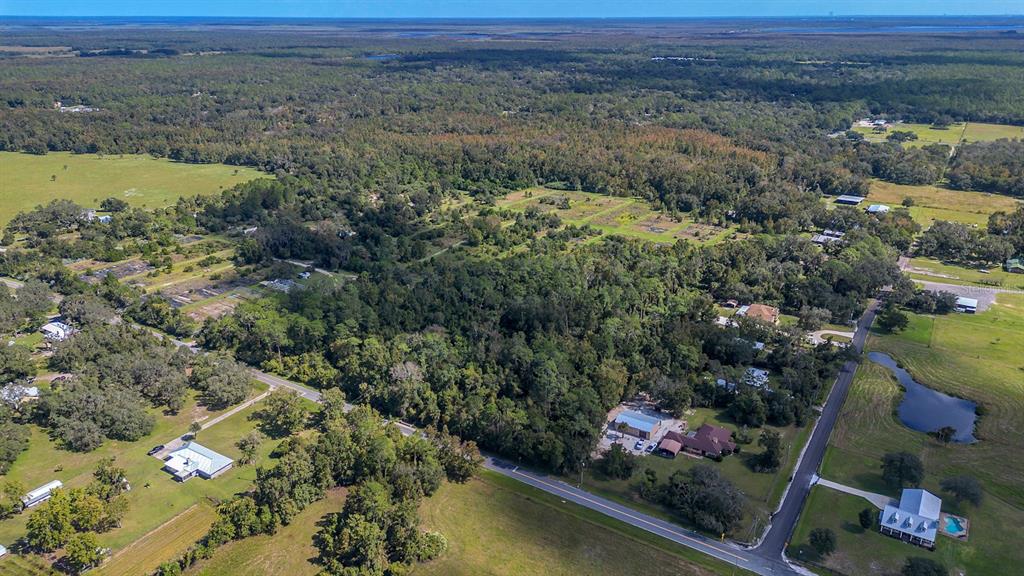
(868, 352, 978, 443)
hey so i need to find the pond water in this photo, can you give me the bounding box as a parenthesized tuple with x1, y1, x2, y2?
(868, 352, 978, 443)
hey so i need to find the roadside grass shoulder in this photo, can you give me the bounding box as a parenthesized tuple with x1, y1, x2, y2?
(416, 471, 740, 576)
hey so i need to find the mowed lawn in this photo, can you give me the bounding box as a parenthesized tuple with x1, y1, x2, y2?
(904, 257, 1024, 290)
(0, 152, 265, 225)
(0, 388, 277, 568)
(574, 407, 813, 544)
(795, 294, 1024, 575)
(867, 180, 1021, 229)
(415, 472, 735, 576)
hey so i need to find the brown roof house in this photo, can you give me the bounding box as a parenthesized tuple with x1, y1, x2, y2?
(656, 431, 686, 458)
(738, 303, 780, 325)
(680, 424, 737, 458)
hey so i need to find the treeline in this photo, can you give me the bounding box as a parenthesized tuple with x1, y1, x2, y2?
(947, 139, 1024, 197)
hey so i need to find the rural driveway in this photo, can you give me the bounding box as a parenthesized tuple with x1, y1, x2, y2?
(812, 475, 893, 510)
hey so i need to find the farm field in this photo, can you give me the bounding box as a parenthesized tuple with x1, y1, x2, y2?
(99, 503, 218, 576)
(904, 257, 1024, 290)
(574, 407, 813, 544)
(866, 180, 1020, 229)
(0, 152, 265, 225)
(0, 387, 276, 568)
(851, 121, 1022, 148)
(797, 293, 1024, 575)
(415, 471, 734, 576)
(185, 489, 347, 576)
(498, 188, 736, 245)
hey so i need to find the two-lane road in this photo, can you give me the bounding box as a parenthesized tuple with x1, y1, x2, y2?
(753, 300, 879, 558)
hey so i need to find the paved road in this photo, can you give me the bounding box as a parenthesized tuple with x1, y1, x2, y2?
(752, 300, 879, 559)
(483, 457, 793, 576)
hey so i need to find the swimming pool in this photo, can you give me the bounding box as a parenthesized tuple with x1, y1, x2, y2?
(945, 515, 965, 534)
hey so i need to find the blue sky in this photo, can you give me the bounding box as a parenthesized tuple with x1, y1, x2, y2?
(1, 1, 1021, 18)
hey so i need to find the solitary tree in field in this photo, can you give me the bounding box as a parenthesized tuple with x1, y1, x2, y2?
(859, 507, 875, 530)
(940, 475, 983, 507)
(881, 452, 924, 489)
(236, 431, 263, 466)
(188, 421, 202, 438)
(809, 527, 836, 556)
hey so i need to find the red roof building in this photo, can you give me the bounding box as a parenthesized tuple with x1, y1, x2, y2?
(680, 424, 736, 458)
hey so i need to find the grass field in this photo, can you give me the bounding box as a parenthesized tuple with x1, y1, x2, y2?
(186, 489, 346, 576)
(792, 293, 1024, 575)
(498, 188, 736, 245)
(576, 407, 813, 543)
(0, 388, 276, 571)
(851, 122, 1023, 148)
(0, 152, 265, 225)
(100, 503, 218, 576)
(904, 257, 1024, 290)
(866, 180, 1021, 229)
(416, 472, 738, 576)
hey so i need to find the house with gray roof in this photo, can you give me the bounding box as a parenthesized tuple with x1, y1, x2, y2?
(162, 441, 233, 481)
(879, 488, 942, 549)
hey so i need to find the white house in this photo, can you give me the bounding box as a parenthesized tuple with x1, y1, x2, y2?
(162, 441, 233, 481)
(40, 321, 76, 342)
(22, 480, 63, 509)
(0, 383, 40, 406)
(867, 204, 891, 214)
(880, 489, 942, 549)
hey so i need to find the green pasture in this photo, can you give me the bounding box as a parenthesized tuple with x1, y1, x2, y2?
(852, 122, 966, 146)
(905, 257, 1024, 290)
(0, 152, 265, 226)
(799, 294, 1024, 575)
(866, 180, 1020, 229)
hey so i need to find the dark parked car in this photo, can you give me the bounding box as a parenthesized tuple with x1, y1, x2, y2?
(147, 445, 164, 456)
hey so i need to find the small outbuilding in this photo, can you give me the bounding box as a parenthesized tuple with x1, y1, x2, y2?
(22, 480, 63, 509)
(866, 204, 890, 214)
(955, 297, 978, 314)
(656, 431, 686, 458)
(1005, 258, 1024, 274)
(834, 195, 866, 206)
